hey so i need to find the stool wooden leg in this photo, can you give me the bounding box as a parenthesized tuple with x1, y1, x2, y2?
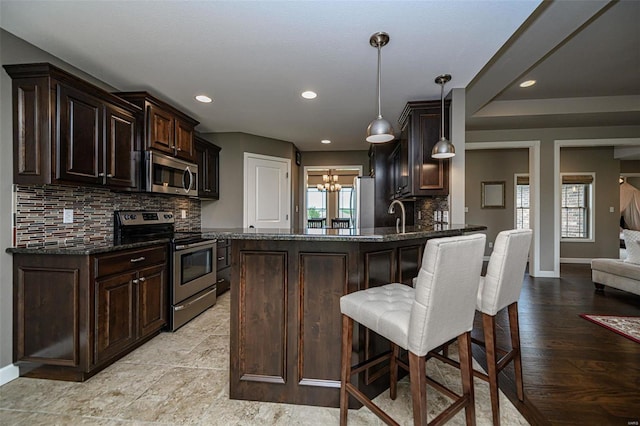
(409, 351, 427, 426)
(390, 343, 399, 400)
(458, 332, 476, 426)
(340, 314, 353, 426)
(508, 302, 524, 402)
(482, 313, 500, 426)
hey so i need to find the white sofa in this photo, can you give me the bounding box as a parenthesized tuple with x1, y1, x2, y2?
(591, 258, 640, 296)
(591, 229, 640, 296)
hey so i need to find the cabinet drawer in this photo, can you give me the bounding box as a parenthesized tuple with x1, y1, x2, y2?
(217, 246, 230, 269)
(95, 245, 167, 278)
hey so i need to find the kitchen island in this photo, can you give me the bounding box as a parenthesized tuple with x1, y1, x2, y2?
(201, 224, 486, 408)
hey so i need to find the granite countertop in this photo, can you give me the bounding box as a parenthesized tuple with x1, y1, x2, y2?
(6, 238, 170, 255)
(6, 224, 487, 254)
(202, 223, 486, 242)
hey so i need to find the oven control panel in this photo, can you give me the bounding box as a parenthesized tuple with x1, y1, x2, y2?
(115, 211, 175, 226)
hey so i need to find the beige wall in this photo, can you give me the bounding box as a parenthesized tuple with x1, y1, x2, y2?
(467, 126, 640, 272)
(560, 147, 619, 259)
(465, 149, 528, 256)
(0, 29, 122, 374)
(199, 132, 299, 228)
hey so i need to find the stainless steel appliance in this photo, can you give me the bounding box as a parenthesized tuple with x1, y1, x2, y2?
(145, 151, 198, 196)
(114, 211, 216, 331)
(350, 176, 375, 229)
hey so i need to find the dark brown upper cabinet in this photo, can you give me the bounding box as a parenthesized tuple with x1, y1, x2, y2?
(3, 63, 140, 189)
(194, 135, 221, 199)
(116, 92, 199, 163)
(392, 100, 450, 199)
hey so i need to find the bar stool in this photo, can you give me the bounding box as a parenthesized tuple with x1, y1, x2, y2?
(340, 233, 486, 426)
(434, 229, 532, 426)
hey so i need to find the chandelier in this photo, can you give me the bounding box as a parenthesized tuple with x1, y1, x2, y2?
(317, 172, 341, 192)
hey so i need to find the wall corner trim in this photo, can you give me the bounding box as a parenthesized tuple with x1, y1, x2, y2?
(0, 363, 19, 386)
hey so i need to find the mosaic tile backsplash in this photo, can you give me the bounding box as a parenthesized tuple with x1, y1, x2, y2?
(14, 185, 201, 248)
(414, 196, 449, 227)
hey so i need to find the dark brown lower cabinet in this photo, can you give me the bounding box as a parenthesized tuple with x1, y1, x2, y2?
(216, 239, 231, 296)
(13, 245, 167, 381)
(229, 238, 425, 408)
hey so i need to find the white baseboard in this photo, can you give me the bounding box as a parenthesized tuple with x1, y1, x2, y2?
(530, 270, 559, 278)
(560, 258, 592, 264)
(0, 363, 19, 386)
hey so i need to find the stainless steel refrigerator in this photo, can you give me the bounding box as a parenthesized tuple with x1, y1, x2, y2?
(350, 176, 375, 229)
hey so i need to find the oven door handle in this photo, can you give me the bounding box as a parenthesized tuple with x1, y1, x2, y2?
(174, 288, 217, 311)
(175, 239, 217, 251)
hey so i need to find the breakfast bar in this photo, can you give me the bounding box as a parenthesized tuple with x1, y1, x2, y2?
(201, 224, 486, 408)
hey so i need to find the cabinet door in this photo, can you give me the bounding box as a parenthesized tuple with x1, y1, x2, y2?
(195, 138, 220, 199)
(416, 112, 448, 194)
(195, 140, 209, 196)
(147, 103, 174, 155)
(105, 104, 137, 189)
(136, 263, 167, 339)
(95, 272, 136, 364)
(57, 84, 102, 184)
(207, 145, 220, 199)
(175, 117, 195, 162)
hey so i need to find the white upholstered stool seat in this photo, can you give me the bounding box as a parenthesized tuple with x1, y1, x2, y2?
(340, 283, 413, 349)
(340, 233, 486, 426)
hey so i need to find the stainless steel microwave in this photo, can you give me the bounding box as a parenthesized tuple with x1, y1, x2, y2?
(145, 151, 198, 196)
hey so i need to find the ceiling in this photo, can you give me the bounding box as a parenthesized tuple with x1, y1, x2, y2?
(1, 1, 638, 153)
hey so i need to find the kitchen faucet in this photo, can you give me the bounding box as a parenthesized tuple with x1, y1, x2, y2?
(388, 200, 406, 234)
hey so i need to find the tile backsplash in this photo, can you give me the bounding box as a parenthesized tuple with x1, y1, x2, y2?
(414, 196, 449, 227)
(14, 185, 201, 247)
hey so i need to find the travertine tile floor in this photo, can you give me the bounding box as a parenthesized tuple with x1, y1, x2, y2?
(0, 291, 528, 425)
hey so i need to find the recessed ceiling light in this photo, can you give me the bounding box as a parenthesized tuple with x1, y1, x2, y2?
(195, 94, 213, 103)
(519, 80, 536, 88)
(321, 139, 331, 144)
(301, 91, 317, 100)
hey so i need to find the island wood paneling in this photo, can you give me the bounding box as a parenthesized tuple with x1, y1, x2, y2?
(229, 238, 428, 408)
(298, 252, 348, 387)
(238, 250, 287, 384)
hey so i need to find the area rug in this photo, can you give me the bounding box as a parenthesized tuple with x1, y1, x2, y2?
(580, 314, 640, 344)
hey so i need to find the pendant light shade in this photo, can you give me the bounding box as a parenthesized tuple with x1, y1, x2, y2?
(432, 74, 455, 159)
(366, 32, 394, 143)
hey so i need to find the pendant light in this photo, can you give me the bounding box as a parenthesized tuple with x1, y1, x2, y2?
(431, 74, 455, 159)
(366, 32, 394, 143)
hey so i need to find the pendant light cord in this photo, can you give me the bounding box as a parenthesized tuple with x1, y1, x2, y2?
(440, 80, 445, 139)
(376, 45, 382, 119)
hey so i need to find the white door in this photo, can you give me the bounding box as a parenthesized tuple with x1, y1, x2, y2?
(244, 153, 291, 229)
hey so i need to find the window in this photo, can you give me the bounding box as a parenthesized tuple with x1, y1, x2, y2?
(561, 174, 594, 240)
(515, 175, 529, 229)
(337, 187, 354, 220)
(306, 188, 326, 220)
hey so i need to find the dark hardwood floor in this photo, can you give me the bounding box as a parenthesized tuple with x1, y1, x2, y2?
(471, 264, 640, 425)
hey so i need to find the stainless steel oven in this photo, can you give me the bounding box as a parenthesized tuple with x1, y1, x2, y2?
(145, 151, 198, 196)
(171, 237, 217, 331)
(113, 211, 216, 332)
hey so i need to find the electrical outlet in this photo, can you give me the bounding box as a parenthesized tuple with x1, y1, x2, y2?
(417, 211, 421, 220)
(488, 241, 494, 248)
(63, 209, 73, 224)
(181, 209, 187, 219)
(610, 206, 615, 213)
(464, 206, 469, 213)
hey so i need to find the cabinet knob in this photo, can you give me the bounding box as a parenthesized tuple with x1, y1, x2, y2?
(98, 172, 105, 177)
(132, 279, 139, 284)
(218, 256, 225, 261)
(217, 278, 225, 283)
(107, 174, 113, 178)
(139, 277, 146, 282)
